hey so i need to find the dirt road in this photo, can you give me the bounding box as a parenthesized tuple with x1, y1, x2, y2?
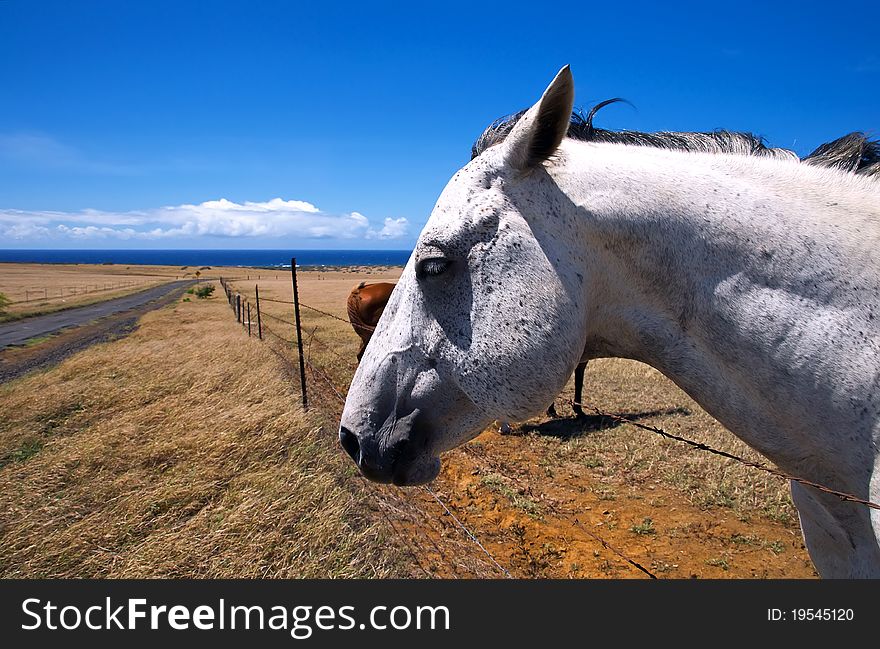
(0, 280, 195, 349)
(0, 280, 197, 383)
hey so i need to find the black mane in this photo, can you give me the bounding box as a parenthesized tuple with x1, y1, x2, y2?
(471, 102, 879, 178)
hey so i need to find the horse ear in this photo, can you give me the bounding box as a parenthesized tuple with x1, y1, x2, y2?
(503, 65, 574, 171)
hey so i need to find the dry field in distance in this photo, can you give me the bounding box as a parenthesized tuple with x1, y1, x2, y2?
(0, 262, 302, 321)
(0, 264, 817, 578)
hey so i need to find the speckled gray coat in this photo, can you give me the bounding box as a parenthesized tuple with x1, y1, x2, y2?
(340, 67, 880, 578)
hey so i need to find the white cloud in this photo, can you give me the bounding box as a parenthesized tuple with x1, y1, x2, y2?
(55, 224, 141, 240)
(370, 217, 409, 240)
(2, 222, 51, 239)
(0, 198, 410, 243)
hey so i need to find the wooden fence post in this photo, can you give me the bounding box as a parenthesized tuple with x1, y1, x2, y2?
(255, 285, 263, 340)
(247, 303, 252, 337)
(236, 294, 241, 322)
(290, 257, 309, 411)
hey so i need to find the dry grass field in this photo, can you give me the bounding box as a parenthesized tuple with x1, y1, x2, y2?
(0, 263, 288, 322)
(225, 269, 816, 578)
(0, 264, 816, 578)
(0, 281, 401, 578)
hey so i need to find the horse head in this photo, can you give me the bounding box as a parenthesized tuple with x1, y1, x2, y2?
(339, 66, 589, 485)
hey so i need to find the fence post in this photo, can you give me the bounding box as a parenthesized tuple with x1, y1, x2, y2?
(290, 257, 309, 411)
(236, 294, 241, 322)
(255, 285, 263, 340)
(247, 303, 252, 337)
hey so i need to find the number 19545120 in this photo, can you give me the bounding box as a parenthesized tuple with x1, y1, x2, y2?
(768, 608, 854, 621)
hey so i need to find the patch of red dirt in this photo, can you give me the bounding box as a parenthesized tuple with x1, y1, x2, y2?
(398, 427, 816, 579)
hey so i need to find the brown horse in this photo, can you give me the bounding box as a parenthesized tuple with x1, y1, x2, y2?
(347, 282, 397, 361)
(347, 281, 587, 417)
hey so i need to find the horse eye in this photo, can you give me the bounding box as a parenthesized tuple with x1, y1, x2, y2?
(416, 257, 452, 279)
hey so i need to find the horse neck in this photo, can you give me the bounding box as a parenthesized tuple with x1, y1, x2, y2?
(555, 143, 878, 463)
(557, 143, 868, 354)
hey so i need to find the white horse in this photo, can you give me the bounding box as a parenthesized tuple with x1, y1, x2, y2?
(339, 66, 880, 578)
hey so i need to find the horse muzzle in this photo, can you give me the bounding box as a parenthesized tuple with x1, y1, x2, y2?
(338, 409, 440, 486)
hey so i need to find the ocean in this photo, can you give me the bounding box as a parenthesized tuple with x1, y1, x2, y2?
(0, 249, 413, 268)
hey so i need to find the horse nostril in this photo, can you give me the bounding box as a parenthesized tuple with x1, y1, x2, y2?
(339, 426, 360, 462)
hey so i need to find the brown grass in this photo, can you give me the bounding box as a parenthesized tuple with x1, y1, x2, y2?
(0, 265, 808, 579)
(0, 263, 294, 321)
(226, 268, 400, 396)
(0, 283, 399, 578)
(225, 269, 809, 577)
(532, 359, 798, 524)
(227, 270, 796, 525)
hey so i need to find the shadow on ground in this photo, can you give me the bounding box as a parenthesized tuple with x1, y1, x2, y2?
(517, 406, 692, 439)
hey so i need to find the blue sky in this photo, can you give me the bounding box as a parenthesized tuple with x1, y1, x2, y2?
(1, 0, 877, 250)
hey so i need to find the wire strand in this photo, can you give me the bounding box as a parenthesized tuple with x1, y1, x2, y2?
(422, 485, 513, 578)
(568, 399, 880, 510)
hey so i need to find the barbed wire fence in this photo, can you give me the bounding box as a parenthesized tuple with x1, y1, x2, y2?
(6, 273, 255, 307)
(9, 280, 157, 304)
(220, 267, 675, 579)
(215, 259, 880, 580)
(218, 264, 521, 579)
